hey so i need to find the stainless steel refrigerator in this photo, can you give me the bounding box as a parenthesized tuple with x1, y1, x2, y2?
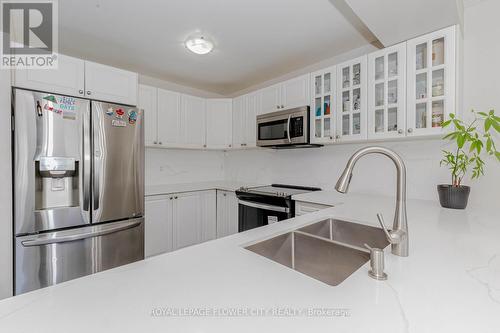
(13, 88, 144, 295)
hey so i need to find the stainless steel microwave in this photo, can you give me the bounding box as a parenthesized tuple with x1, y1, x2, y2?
(256, 106, 321, 149)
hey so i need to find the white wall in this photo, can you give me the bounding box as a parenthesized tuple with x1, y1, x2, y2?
(145, 148, 225, 186)
(0, 33, 13, 299)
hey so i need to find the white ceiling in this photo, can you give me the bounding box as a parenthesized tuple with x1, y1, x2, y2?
(345, 0, 462, 47)
(58, 0, 374, 95)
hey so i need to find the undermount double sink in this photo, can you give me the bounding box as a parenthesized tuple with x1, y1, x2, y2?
(245, 219, 390, 286)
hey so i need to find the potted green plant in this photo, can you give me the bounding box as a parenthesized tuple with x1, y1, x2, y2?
(439, 110, 500, 209)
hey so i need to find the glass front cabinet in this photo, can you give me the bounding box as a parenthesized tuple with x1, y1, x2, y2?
(310, 66, 336, 144)
(336, 56, 367, 142)
(406, 25, 456, 137)
(367, 43, 407, 139)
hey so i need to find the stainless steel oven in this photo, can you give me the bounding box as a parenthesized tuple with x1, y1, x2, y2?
(257, 106, 318, 148)
(236, 185, 321, 232)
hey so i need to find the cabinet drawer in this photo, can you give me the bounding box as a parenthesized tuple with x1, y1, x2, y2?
(295, 201, 332, 216)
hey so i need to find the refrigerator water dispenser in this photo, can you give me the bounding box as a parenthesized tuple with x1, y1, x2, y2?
(36, 157, 79, 209)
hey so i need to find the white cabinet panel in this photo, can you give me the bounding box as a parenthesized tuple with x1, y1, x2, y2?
(260, 84, 281, 114)
(145, 196, 173, 257)
(232, 96, 246, 148)
(406, 26, 456, 137)
(336, 55, 368, 142)
(172, 192, 201, 249)
(172, 190, 216, 250)
(281, 74, 310, 110)
(157, 89, 181, 147)
(310, 66, 336, 144)
(367, 43, 407, 139)
(181, 94, 206, 148)
(206, 99, 232, 149)
(84, 61, 138, 106)
(200, 190, 217, 242)
(13, 54, 85, 97)
(216, 190, 238, 238)
(245, 92, 259, 147)
(138, 85, 158, 146)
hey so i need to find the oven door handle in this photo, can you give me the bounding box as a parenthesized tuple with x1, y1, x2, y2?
(239, 200, 290, 213)
(287, 115, 292, 143)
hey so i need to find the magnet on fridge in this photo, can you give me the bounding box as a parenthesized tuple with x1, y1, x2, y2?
(115, 108, 124, 119)
(106, 107, 114, 116)
(43, 95, 57, 103)
(128, 109, 137, 124)
(112, 119, 127, 127)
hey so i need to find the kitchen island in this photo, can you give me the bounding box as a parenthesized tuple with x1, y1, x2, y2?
(1, 194, 499, 333)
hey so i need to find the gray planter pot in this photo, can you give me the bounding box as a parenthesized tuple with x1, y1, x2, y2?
(437, 184, 471, 209)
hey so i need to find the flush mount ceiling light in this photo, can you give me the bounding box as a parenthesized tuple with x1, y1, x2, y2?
(184, 36, 214, 55)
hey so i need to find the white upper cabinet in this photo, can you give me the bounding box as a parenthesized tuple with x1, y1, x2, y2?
(157, 89, 182, 147)
(259, 74, 310, 114)
(206, 99, 233, 149)
(281, 74, 310, 110)
(232, 92, 259, 148)
(260, 84, 282, 114)
(138, 84, 158, 146)
(232, 95, 246, 148)
(181, 94, 206, 148)
(406, 26, 456, 137)
(84, 61, 138, 106)
(245, 92, 259, 147)
(367, 42, 407, 139)
(13, 54, 85, 97)
(336, 55, 368, 142)
(310, 66, 336, 144)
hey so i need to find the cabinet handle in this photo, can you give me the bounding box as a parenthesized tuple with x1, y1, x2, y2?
(169, 197, 173, 200)
(153, 141, 157, 144)
(407, 128, 413, 133)
(329, 136, 333, 140)
(79, 89, 84, 95)
(281, 105, 284, 109)
(276, 105, 280, 109)
(174, 196, 178, 199)
(223, 193, 227, 197)
(86, 91, 91, 95)
(398, 129, 403, 134)
(159, 141, 162, 145)
(241, 143, 247, 147)
(228, 144, 232, 148)
(336, 135, 340, 139)
(203, 144, 207, 148)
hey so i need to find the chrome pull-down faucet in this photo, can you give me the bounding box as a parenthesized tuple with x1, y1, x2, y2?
(335, 146, 409, 257)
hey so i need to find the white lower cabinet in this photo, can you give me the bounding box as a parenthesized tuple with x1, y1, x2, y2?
(216, 190, 239, 238)
(145, 190, 216, 257)
(145, 195, 173, 257)
(173, 190, 216, 249)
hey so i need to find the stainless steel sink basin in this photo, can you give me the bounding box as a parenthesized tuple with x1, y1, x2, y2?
(244, 219, 390, 286)
(245, 231, 371, 286)
(297, 218, 390, 250)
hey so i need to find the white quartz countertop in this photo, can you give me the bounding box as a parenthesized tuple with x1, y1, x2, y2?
(1, 194, 500, 332)
(145, 181, 263, 196)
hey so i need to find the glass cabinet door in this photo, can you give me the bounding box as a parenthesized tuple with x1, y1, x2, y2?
(367, 42, 406, 139)
(336, 56, 367, 141)
(407, 26, 456, 136)
(310, 66, 336, 144)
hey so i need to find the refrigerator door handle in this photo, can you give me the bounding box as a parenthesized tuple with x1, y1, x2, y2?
(21, 220, 141, 247)
(82, 106, 91, 212)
